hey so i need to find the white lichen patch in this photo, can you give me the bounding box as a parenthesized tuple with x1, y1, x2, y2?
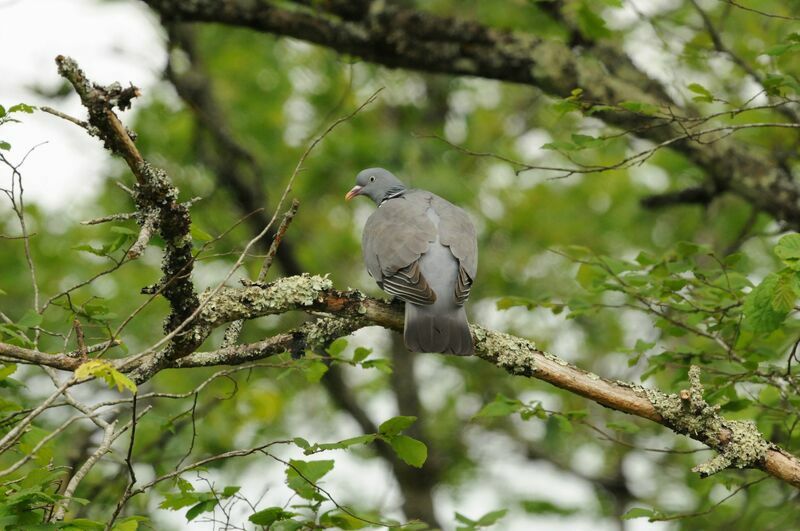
(473, 325, 537, 376)
(199, 274, 333, 325)
(302, 315, 365, 350)
(645, 365, 770, 476)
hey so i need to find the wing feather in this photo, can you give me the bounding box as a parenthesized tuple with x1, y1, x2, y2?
(382, 261, 437, 305)
(362, 192, 437, 305)
(430, 195, 477, 306)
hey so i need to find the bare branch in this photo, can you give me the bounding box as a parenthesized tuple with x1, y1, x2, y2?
(54, 55, 200, 356)
(126, 208, 158, 259)
(0, 340, 119, 370)
(720, 0, 800, 21)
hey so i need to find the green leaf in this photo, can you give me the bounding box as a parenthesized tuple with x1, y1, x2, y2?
(576, 3, 612, 39)
(687, 83, 714, 103)
(619, 100, 661, 116)
(111, 516, 148, 531)
(185, 499, 217, 521)
(352, 346, 372, 364)
(763, 73, 800, 95)
(16, 310, 43, 329)
(545, 415, 573, 446)
(675, 241, 708, 258)
(326, 337, 348, 356)
(74, 360, 137, 393)
(8, 103, 34, 114)
(570, 133, 602, 148)
(285, 459, 335, 500)
(309, 434, 377, 453)
(304, 360, 329, 383)
(775, 233, 800, 269)
(190, 225, 214, 242)
(220, 486, 240, 497)
(249, 507, 297, 525)
(177, 477, 195, 493)
(455, 509, 508, 530)
(521, 499, 579, 516)
(0, 323, 35, 348)
(621, 507, 654, 520)
(270, 521, 305, 531)
(743, 273, 789, 333)
(58, 518, 105, 529)
(771, 270, 800, 312)
(765, 42, 800, 56)
(0, 141, 10, 151)
(473, 394, 523, 418)
(496, 296, 536, 310)
(379, 415, 417, 436)
(293, 437, 311, 450)
(160, 490, 206, 511)
(576, 262, 605, 291)
(0, 363, 17, 380)
(541, 140, 578, 152)
(388, 434, 427, 468)
(361, 358, 392, 374)
(319, 510, 369, 529)
(551, 88, 583, 115)
(475, 509, 507, 526)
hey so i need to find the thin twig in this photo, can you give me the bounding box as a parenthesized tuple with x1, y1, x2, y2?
(720, 0, 800, 21)
(40, 106, 90, 129)
(650, 477, 767, 521)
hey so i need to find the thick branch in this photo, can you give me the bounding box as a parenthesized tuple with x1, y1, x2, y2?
(640, 186, 715, 209)
(141, 0, 800, 228)
(182, 275, 800, 489)
(9, 273, 800, 487)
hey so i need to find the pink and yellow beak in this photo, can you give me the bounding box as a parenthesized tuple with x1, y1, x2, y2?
(345, 185, 363, 201)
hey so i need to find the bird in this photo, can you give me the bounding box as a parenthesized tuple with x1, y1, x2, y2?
(345, 168, 477, 355)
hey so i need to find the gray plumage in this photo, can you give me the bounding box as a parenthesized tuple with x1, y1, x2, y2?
(346, 168, 477, 355)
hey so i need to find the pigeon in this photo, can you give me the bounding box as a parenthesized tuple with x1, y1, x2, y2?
(345, 168, 477, 355)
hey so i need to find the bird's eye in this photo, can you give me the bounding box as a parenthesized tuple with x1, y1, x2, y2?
(369, 176, 375, 182)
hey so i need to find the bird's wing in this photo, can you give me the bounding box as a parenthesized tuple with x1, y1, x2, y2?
(432, 194, 478, 305)
(362, 193, 438, 305)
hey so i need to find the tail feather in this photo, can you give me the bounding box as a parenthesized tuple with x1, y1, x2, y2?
(404, 303, 473, 355)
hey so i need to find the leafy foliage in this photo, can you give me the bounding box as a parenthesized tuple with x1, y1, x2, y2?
(74, 360, 137, 393)
(3, 0, 800, 529)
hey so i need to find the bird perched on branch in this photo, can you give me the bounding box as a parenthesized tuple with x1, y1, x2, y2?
(346, 168, 477, 355)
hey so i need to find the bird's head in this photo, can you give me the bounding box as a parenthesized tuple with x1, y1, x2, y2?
(345, 168, 407, 205)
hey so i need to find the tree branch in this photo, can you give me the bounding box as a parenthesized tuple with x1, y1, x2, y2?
(141, 0, 800, 229)
(53, 55, 200, 356)
(0, 340, 119, 370)
(150, 275, 800, 489)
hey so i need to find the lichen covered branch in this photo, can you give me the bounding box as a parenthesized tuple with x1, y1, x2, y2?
(53, 56, 200, 356)
(172, 275, 800, 488)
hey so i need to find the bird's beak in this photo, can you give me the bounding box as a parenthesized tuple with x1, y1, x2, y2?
(345, 185, 363, 201)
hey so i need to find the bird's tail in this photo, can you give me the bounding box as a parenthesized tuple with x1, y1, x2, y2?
(404, 303, 473, 355)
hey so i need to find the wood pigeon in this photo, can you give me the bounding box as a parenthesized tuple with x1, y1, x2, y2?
(346, 168, 477, 355)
